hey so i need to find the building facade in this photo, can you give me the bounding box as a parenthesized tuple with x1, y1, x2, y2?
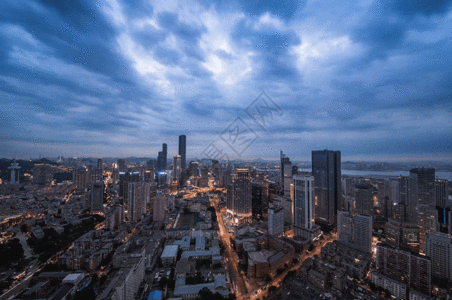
(312, 150, 341, 226)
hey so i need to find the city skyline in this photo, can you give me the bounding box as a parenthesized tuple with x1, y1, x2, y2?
(1, 0, 452, 161)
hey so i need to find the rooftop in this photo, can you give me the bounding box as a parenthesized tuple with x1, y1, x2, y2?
(161, 245, 179, 259)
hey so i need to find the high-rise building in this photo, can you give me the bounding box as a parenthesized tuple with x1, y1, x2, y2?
(268, 206, 284, 236)
(337, 211, 372, 253)
(251, 182, 269, 219)
(173, 155, 181, 185)
(385, 218, 420, 253)
(376, 243, 431, 296)
(396, 176, 410, 222)
(119, 172, 140, 201)
(117, 159, 126, 172)
(128, 182, 151, 221)
(153, 192, 166, 222)
(312, 149, 341, 226)
(280, 151, 291, 195)
(157, 143, 168, 171)
(435, 179, 448, 208)
(293, 174, 321, 240)
(178, 135, 186, 170)
(283, 161, 293, 198)
(425, 231, 452, 283)
(91, 180, 104, 212)
(273, 195, 293, 225)
(230, 169, 252, 224)
(97, 158, 103, 172)
(409, 168, 436, 253)
(355, 183, 375, 217)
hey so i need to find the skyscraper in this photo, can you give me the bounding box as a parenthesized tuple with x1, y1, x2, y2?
(355, 183, 374, 216)
(408, 168, 436, 253)
(173, 155, 181, 184)
(119, 172, 140, 201)
(280, 150, 291, 194)
(312, 149, 341, 226)
(293, 174, 321, 240)
(425, 231, 452, 283)
(230, 168, 252, 224)
(157, 143, 168, 171)
(117, 159, 126, 172)
(251, 182, 269, 219)
(128, 182, 151, 221)
(337, 211, 372, 253)
(97, 158, 103, 172)
(435, 179, 448, 208)
(91, 180, 104, 212)
(178, 135, 186, 170)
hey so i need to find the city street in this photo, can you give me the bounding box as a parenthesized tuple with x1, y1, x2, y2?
(211, 197, 249, 298)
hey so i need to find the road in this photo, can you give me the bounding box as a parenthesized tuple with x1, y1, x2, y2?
(212, 197, 248, 298)
(249, 232, 337, 300)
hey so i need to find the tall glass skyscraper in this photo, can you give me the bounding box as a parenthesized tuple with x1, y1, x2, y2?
(229, 168, 252, 224)
(293, 174, 321, 240)
(312, 149, 341, 226)
(178, 135, 186, 170)
(157, 143, 167, 171)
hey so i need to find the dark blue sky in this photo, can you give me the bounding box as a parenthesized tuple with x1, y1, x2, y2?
(1, 0, 451, 161)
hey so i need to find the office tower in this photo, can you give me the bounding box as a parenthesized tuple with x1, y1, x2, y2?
(425, 232, 452, 283)
(337, 211, 372, 253)
(280, 150, 291, 194)
(293, 174, 321, 240)
(251, 182, 269, 219)
(128, 182, 151, 221)
(157, 143, 168, 171)
(385, 218, 420, 253)
(409, 168, 436, 253)
(312, 149, 341, 226)
(268, 206, 284, 236)
(173, 155, 181, 184)
(435, 179, 448, 208)
(153, 192, 166, 222)
(117, 159, 126, 172)
(355, 183, 374, 216)
(178, 135, 186, 170)
(97, 158, 103, 172)
(376, 243, 431, 296)
(230, 169, 252, 224)
(119, 172, 140, 201)
(91, 180, 104, 212)
(283, 161, 293, 198)
(396, 176, 410, 221)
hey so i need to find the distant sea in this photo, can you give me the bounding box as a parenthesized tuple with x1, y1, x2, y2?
(299, 169, 452, 181)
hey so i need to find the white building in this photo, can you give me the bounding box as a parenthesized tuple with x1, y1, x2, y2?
(371, 272, 407, 300)
(338, 211, 372, 253)
(292, 175, 321, 241)
(268, 206, 284, 236)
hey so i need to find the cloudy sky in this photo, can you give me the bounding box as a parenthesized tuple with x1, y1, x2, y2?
(1, 0, 452, 161)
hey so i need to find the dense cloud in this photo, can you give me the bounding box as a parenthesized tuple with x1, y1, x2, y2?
(0, 0, 451, 161)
